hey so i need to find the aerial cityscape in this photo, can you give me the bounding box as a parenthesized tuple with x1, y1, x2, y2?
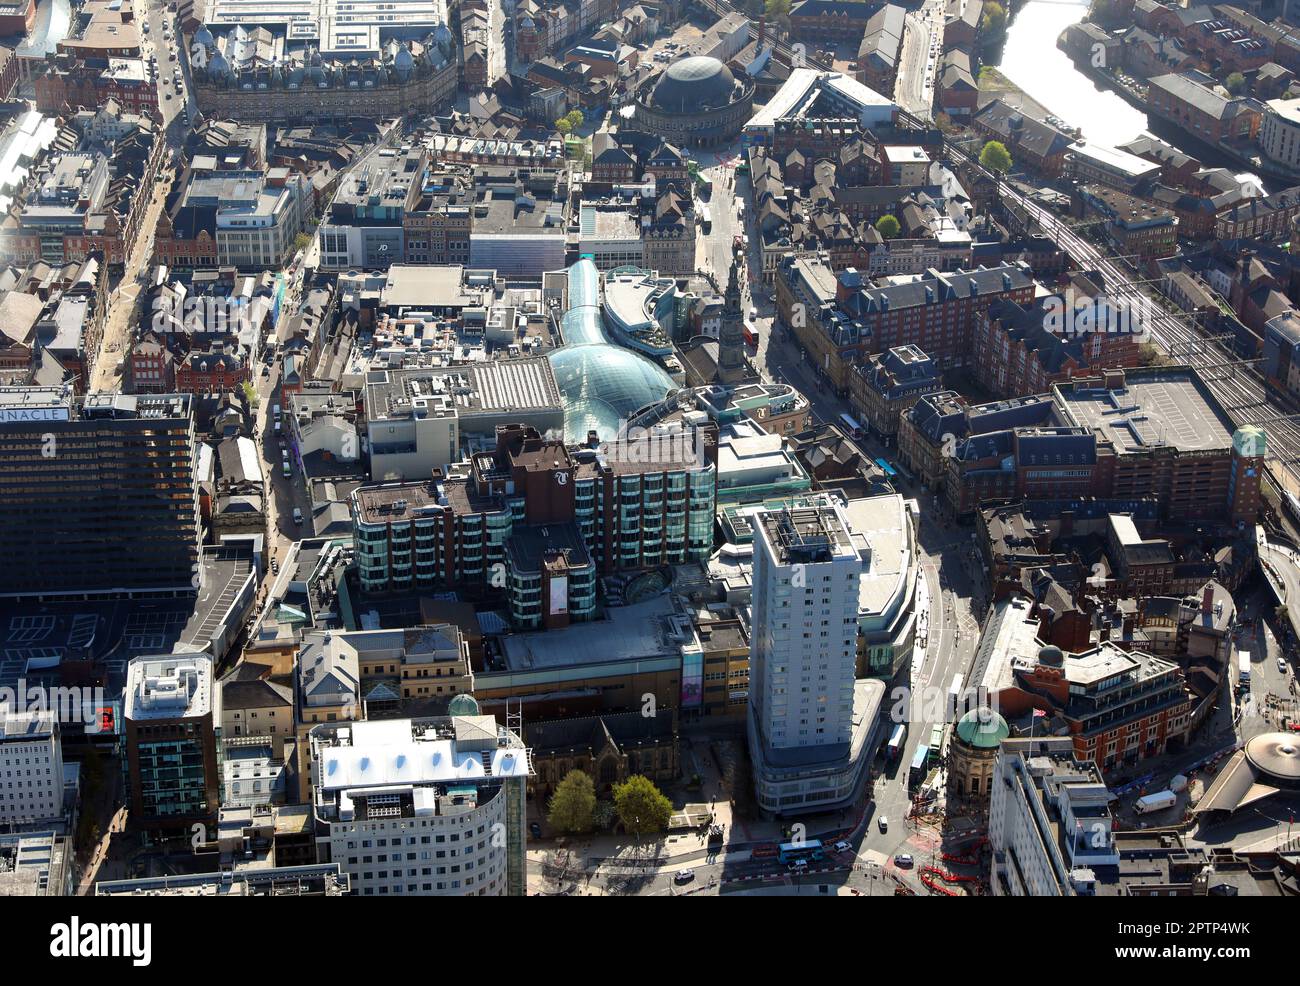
(2, 0, 1300, 917)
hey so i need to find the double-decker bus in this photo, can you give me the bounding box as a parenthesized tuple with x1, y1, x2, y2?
(838, 413, 864, 439)
(928, 723, 946, 760)
(886, 723, 906, 761)
(947, 673, 964, 720)
(908, 743, 930, 789)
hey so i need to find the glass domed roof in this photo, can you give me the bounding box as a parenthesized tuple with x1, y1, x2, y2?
(547, 260, 677, 441)
(653, 55, 736, 113)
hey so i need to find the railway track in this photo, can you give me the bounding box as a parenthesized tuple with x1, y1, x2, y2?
(924, 110, 1300, 499)
(691, 0, 1300, 493)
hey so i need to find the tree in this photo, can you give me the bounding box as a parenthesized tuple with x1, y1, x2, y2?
(564, 110, 584, 130)
(241, 381, 259, 408)
(1225, 72, 1246, 95)
(555, 117, 572, 136)
(764, 0, 792, 33)
(980, 139, 1013, 174)
(548, 770, 597, 834)
(981, 0, 1006, 35)
(613, 774, 673, 838)
(875, 214, 901, 239)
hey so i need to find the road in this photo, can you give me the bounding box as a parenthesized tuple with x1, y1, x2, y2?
(141, 0, 195, 131)
(485, 0, 507, 88)
(894, 0, 945, 119)
(711, 128, 987, 878)
(87, 0, 192, 392)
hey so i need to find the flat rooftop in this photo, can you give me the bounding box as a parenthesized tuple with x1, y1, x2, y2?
(759, 504, 855, 565)
(124, 655, 213, 722)
(579, 206, 641, 241)
(842, 493, 911, 621)
(313, 716, 529, 792)
(353, 477, 502, 525)
(505, 522, 592, 575)
(364, 359, 562, 422)
(381, 265, 479, 311)
(497, 595, 687, 672)
(96, 863, 349, 896)
(1055, 371, 1236, 454)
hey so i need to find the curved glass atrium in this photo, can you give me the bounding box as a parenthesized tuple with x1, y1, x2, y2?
(547, 259, 678, 441)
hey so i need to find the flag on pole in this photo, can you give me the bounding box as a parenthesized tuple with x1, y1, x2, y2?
(1032, 708, 1047, 718)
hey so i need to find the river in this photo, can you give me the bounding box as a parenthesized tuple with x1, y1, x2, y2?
(993, 0, 1149, 147)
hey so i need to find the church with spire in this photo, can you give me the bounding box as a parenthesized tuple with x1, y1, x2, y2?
(715, 243, 757, 386)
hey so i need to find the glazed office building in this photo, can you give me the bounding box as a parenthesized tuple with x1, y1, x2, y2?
(352, 424, 716, 618)
(0, 388, 200, 598)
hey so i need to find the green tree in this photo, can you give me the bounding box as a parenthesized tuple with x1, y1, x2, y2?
(548, 770, 597, 834)
(875, 214, 901, 239)
(1225, 72, 1246, 95)
(292, 231, 312, 253)
(564, 110, 584, 130)
(241, 381, 260, 408)
(613, 774, 673, 838)
(555, 117, 572, 135)
(980, 139, 1013, 173)
(981, 0, 1007, 35)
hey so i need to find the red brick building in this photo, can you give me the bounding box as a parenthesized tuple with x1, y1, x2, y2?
(1146, 72, 1261, 144)
(973, 296, 1144, 400)
(0, 0, 36, 36)
(35, 59, 159, 117)
(175, 347, 249, 394)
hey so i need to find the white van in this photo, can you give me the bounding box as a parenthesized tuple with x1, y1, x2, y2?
(1135, 790, 1177, 814)
(292, 507, 303, 525)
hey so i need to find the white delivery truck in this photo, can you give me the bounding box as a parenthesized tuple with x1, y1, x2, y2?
(1238, 650, 1251, 685)
(1135, 790, 1177, 814)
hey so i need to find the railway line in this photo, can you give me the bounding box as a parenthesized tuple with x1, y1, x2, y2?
(692, 0, 1300, 495)
(922, 107, 1300, 500)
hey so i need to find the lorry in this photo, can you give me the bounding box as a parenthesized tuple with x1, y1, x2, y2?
(1238, 650, 1251, 685)
(1134, 790, 1177, 814)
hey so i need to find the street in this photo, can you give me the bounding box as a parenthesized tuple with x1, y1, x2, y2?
(894, 0, 945, 119)
(87, 0, 190, 393)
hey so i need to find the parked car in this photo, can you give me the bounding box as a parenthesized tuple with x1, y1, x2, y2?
(893, 852, 914, 868)
(674, 868, 695, 885)
(833, 840, 852, 853)
(1280, 657, 1289, 673)
(877, 816, 888, 833)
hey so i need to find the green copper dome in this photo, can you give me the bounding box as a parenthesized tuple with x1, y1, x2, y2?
(955, 707, 1010, 749)
(447, 693, 481, 717)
